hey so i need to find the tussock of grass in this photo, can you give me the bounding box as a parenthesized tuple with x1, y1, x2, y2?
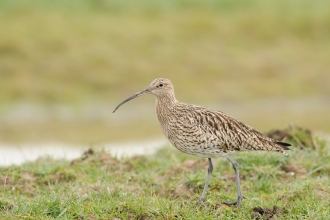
(1, 129, 329, 219)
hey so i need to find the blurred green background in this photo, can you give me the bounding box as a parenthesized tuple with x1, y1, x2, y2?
(0, 0, 329, 144)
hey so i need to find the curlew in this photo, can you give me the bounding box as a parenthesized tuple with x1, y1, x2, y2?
(113, 78, 290, 207)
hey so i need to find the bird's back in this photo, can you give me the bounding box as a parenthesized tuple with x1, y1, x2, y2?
(156, 101, 290, 158)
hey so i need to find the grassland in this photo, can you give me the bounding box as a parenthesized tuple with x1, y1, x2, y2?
(1, 2, 329, 218)
(0, 0, 330, 143)
(0, 127, 329, 219)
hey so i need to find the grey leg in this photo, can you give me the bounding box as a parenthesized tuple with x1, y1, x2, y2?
(223, 155, 244, 207)
(199, 158, 213, 202)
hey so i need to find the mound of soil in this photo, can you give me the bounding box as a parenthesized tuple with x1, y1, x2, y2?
(251, 206, 286, 220)
(266, 126, 315, 149)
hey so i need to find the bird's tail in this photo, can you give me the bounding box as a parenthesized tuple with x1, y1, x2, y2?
(276, 141, 291, 155)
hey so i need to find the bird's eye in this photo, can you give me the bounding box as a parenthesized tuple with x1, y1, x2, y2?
(159, 83, 163, 87)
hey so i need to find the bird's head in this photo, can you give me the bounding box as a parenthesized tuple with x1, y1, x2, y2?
(113, 78, 175, 113)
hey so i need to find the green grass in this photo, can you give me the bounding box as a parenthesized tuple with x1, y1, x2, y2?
(1, 130, 329, 219)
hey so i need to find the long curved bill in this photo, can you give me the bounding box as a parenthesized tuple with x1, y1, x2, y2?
(113, 88, 151, 113)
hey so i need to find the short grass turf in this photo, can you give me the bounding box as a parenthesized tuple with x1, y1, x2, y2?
(0, 131, 329, 219)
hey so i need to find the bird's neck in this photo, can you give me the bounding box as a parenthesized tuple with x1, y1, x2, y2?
(155, 93, 178, 114)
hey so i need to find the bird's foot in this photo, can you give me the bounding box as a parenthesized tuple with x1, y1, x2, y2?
(222, 195, 245, 207)
(196, 197, 205, 204)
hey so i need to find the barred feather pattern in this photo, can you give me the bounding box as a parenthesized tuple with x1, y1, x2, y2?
(154, 80, 289, 158)
(113, 78, 290, 207)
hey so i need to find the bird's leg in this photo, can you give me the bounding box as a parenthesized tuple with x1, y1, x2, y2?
(198, 158, 213, 202)
(222, 155, 244, 207)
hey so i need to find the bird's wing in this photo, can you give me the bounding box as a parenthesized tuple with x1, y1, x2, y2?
(182, 105, 290, 154)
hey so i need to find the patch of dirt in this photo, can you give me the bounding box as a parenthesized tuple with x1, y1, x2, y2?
(0, 170, 88, 195)
(98, 152, 120, 165)
(75, 184, 103, 197)
(70, 148, 94, 165)
(43, 170, 76, 184)
(135, 214, 153, 220)
(0, 174, 36, 194)
(266, 126, 315, 149)
(76, 214, 95, 220)
(83, 214, 99, 220)
(125, 155, 151, 171)
(154, 175, 168, 185)
(124, 185, 145, 195)
(21, 172, 36, 182)
(128, 155, 149, 164)
(156, 180, 194, 199)
(174, 181, 194, 197)
(251, 206, 287, 220)
(0, 176, 15, 187)
(71, 148, 133, 172)
(176, 159, 207, 172)
(222, 173, 246, 182)
(281, 162, 308, 178)
(312, 183, 330, 199)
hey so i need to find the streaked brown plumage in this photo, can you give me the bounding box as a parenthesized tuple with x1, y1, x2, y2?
(113, 78, 290, 207)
